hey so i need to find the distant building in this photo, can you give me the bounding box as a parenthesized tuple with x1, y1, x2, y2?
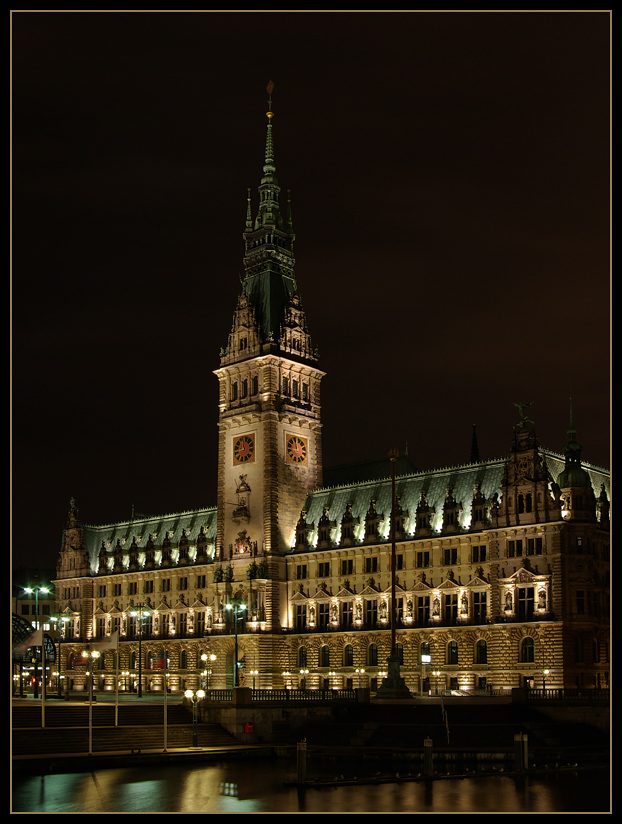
(51, 90, 610, 696)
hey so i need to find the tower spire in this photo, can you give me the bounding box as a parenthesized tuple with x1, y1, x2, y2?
(470, 424, 480, 463)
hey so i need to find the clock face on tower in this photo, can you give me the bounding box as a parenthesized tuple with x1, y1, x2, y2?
(286, 434, 308, 466)
(233, 434, 255, 465)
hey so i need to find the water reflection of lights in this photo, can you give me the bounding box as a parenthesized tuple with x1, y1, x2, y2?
(219, 782, 239, 797)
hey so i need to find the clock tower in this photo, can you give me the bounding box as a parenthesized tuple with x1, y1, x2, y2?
(214, 84, 324, 633)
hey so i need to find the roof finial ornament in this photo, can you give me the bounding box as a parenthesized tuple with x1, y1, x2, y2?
(266, 80, 275, 120)
(513, 401, 534, 428)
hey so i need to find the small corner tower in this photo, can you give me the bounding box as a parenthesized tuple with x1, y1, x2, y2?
(56, 497, 91, 578)
(557, 398, 597, 522)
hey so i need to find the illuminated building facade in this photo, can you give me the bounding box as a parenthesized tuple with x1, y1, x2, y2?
(52, 91, 610, 697)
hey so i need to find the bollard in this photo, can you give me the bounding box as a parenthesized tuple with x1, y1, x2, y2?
(297, 739, 307, 785)
(424, 737, 434, 777)
(514, 733, 528, 770)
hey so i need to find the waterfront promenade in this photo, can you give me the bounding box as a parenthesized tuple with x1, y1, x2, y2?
(12, 688, 609, 779)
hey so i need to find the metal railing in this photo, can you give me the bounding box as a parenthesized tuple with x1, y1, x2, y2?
(526, 687, 610, 702)
(205, 687, 357, 703)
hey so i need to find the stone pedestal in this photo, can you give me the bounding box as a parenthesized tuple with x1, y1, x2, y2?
(375, 653, 412, 699)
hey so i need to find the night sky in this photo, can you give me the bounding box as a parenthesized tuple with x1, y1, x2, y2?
(12, 11, 611, 571)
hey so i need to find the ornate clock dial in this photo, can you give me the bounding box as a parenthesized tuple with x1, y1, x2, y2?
(233, 434, 255, 464)
(286, 434, 308, 465)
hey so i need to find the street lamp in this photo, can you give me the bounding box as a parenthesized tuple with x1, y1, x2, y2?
(130, 604, 150, 697)
(82, 646, 101, 694)
(421, 652, 431, 696)
(356, 668, 365, 688)
(184, 689, 206, 747)
(432, 670, 443, 695)
(201, 653, 217, 690)
(24, 585, 50, 698)
(250, 669, 259, 689)
(225, 601, 246, 687)
(51, 615, 69, 697)
(299, 669, 309, 690)
(543, 669, 549, 691)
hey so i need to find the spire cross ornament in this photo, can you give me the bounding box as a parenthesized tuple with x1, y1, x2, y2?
(266, 80, 274, 119)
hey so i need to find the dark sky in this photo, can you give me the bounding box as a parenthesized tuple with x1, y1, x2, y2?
(12, 11, 611, 571)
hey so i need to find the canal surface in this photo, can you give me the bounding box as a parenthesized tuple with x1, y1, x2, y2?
(12, 757, 610, 813)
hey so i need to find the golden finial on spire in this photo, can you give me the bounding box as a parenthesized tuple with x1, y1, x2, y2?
(266, 80, 274, 119)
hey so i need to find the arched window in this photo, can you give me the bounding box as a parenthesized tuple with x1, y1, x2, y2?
(475, 639, 487, 664)
(447, 640, 459, 665)
(320, 645, 330, 668)
(180, 650, 188, 669)
(297, 646, 307, 668)
(520, 637, 535, 663)
(343, 644, 354, 667)
(367, 643, 378, 666)
(420, 641, 431, 662)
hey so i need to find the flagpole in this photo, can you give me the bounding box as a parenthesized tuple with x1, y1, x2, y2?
(163, 670, 168, 752)
(114, 649, 119, 727)
(41, 643, 46, 728)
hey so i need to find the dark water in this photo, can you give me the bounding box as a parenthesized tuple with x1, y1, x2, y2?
(12, 758, 610, 813)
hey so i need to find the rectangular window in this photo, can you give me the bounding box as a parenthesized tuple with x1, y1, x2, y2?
(296, 564, 307, 580)
(340, 601, 353, 627)
(518, 587, 535, 618)
(318, 561, 330, 578)
(473, 545, 487, 562)
(197, 575, 206, 589)
(576, 590, 585, 615)
(318, 602, 330, 628)
(444, 593, 458, 624)
(113, 583, 123, 597)
(179, 613, 187, 635)
(473, 591, 487, 624)
(365, 599, 378, 627)
(144, 580, 154, 593)
(295, 604, 306, 630)
(396, 554, 404, 570)
(416, 551, 429, 568)
(196, 612, 205, 636)
(178, 577, 188, 590)
(443, 547, 458, 565)
(417, 595, 430, 625)
(364, 556, 378, 573)
(341, 559, 354, 575)
(162, 579, 171, 592)
(508, 540, 523, 557)
(527, 538, 543, 556)
(98, 585, 107, 597)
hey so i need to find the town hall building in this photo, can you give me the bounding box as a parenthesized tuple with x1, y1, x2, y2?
(51, 87, 610, 698)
